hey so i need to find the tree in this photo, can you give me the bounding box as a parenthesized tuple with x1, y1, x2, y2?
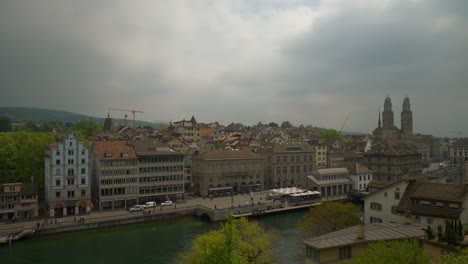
(426, 225, 435, 240)
(179, 216, 277, 264)
(280, 121, 292, 129)
(298, 202, 360, 237)
(319, 129, 343, 141)
(268, 122, 278, 128)
(72, 119, 102, 138)
(0, 116, 12, 132)
(353, 240, 431, 264)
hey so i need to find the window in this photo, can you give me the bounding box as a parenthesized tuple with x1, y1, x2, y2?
(282, 156, 287, 162)
(55, 168, 60, 174)
(276, 167, 281, 174)
(9, 186, 16, 192)
(370, 217, 383, 223)
(68, 169, 74, 176)
(305, 246, 320, 262)
(56, 180, 60, 186)
(55, 192, 60, 198)
(339, 246, 352, 259)
(81, 168, 86, 174)
(56, 159, 60, 165)
(283, 166, 287, 173)
(81, 178, 86, 185)
(67, 191, 74, 198)
(81, 190, 86, 197)
(391, 206, 398, 215)
(81, 159, 86, 164)
(370, 202, 382, 211)
(68, 150, 74, 155)
(56, 151, 60, 156)
(394, 192, 400, 199)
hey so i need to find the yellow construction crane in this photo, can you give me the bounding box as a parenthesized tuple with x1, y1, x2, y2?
(108, 108, 144, 129)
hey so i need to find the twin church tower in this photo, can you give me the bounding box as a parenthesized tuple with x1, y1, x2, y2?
(373, 95, 413, 139)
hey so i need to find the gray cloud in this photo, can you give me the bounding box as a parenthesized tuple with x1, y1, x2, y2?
(0, 1, 467, 137)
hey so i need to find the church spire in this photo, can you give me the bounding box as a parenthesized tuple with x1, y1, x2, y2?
(378, 108, 381, 128)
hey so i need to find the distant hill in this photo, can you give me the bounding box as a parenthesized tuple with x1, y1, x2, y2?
(0, 107, 162, 128)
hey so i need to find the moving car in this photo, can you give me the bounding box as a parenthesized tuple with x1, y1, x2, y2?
(143, 201, 156, 208)
(160, 200, 173, 206)
(128, 205, 144, 212)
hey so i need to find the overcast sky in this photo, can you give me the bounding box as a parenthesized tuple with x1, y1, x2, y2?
(1, 1, 467, 137)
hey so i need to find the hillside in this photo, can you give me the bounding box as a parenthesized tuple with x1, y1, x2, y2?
(0, 107, 162, 128)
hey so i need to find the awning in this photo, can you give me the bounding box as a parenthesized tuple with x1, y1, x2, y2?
(54, 203, 63, 208)
(208, 186, 232, 191)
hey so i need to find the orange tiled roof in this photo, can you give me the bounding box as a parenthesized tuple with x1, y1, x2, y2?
(202, 127, 215, 137)
(93, 141, 137, 160)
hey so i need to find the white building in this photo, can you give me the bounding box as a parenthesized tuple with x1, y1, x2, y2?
(45, 133, 91, 217)
(363, 179, 410, 224)
(307, 168, 352, 201)
(344, 163, 373, 192)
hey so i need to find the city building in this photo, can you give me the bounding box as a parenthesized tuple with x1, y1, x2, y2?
(257, 143, 316, 189)
(449, 138, 468, 166)
(192, 150, 265, 196)
(307, 168, 352, 201)
(363, 140, 422, 183)
(45, 133, 91, 217)
(131, 140, 185, 203)
(364, 179, 468, 227)
(344, 163, 373, 192)
(0, 182, 38, 221)
(326, 142, 344, 168)
(314, 145, 327, 168)
(173, 116, 202, 149)
(90, 141, 139, 210)
(304, 222, 428, 264)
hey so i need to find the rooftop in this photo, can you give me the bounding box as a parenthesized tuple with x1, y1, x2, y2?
(304, 223, 426, 250)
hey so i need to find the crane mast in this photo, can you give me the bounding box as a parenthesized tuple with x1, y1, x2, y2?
(108, 108, 144, 129)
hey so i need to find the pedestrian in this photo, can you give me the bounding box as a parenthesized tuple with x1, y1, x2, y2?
(59, 218, 62, 224)
(214, 205, 217, 210)
(73, 217, 76, 223)
(36, 222, 40, 229)
(160, 206, 162, 211)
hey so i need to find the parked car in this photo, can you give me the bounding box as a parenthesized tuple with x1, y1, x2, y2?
(128, 205, 144, 212)
(143, 201, 156, 208)
(160, 200, 173, 206)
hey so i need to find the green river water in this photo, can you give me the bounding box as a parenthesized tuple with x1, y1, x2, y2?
(0, 210, 307, 264)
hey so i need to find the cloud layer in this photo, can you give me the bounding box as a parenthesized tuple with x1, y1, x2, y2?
(1, 1, 467, 136)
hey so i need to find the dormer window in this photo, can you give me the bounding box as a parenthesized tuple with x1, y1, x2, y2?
(121, 152, 129, 158)
(105, 152, 113, 158)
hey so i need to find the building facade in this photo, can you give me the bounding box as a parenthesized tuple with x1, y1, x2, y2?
(307, 168, 353, 201)
(90, 141, 139, 210)
(173, 116, 202, 149)
(344, 163, 373, 192)
(45, 133, 91, 217)
(0, 183, 38, 221)
(449, 138, 468, 166)
(131, 140, 185, 203)
(192, 150, 265, 196)
(258, 143, 316, 189)
(363, 140, 422, 183)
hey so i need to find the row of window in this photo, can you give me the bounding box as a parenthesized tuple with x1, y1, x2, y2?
(322, 174, 348, 180)
(358, 175, 371, 181)
(139, 156, 184, 163)
(138, 184, 184, 194)
(275, 165, 313, 174)
(100, 178, 138, 185)
(101, 169, 138, 176)
(139, 166, 184, 173)
(101, 188, 126, 196)
(55, 149, 86, 156)
(139, 175, 184, 183)
(55, 178, 87, 186)
(100, 160, 138, 167)
(0, 204, 15, 209)
(271, 155, 314, 163)
(55, 190, 86, 198)
(55, 158, 87, 165)
(208, 174, 261, 182)
(55, 167, 87, 175)
(320, 184, 351, 196)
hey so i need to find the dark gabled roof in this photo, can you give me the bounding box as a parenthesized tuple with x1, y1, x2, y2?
(343, 163, 372, 174)
(365, 140, 420, 156)
(304, 223, 426, 250)
(396, 180, 467, 219)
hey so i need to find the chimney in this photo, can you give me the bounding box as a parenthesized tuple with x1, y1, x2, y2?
(404, 211, 412, 225)
(358, 217, 365, 240)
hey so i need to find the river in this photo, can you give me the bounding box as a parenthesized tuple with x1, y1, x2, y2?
(0, 210, 307, 264)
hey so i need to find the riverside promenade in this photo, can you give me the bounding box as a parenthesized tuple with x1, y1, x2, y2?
(1, 191, 317, 243)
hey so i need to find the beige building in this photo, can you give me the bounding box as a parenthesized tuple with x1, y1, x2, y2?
(131, 140, 185, 203)
(258, 143, 316, 189)
(0, 183, 39, 221)
(90, 141, 139, 210)
(192, 150, 265, 196)
(307, 168, 352, 201)
(173, 116, 202, 149)
(45, 133, 91, 217)
(363, 139, 422, 183)
(314, 145, 327, 168)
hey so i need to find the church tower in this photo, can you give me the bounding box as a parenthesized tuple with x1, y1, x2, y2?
(382, 96, 394, 129)
(401, 95, 413, 135)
